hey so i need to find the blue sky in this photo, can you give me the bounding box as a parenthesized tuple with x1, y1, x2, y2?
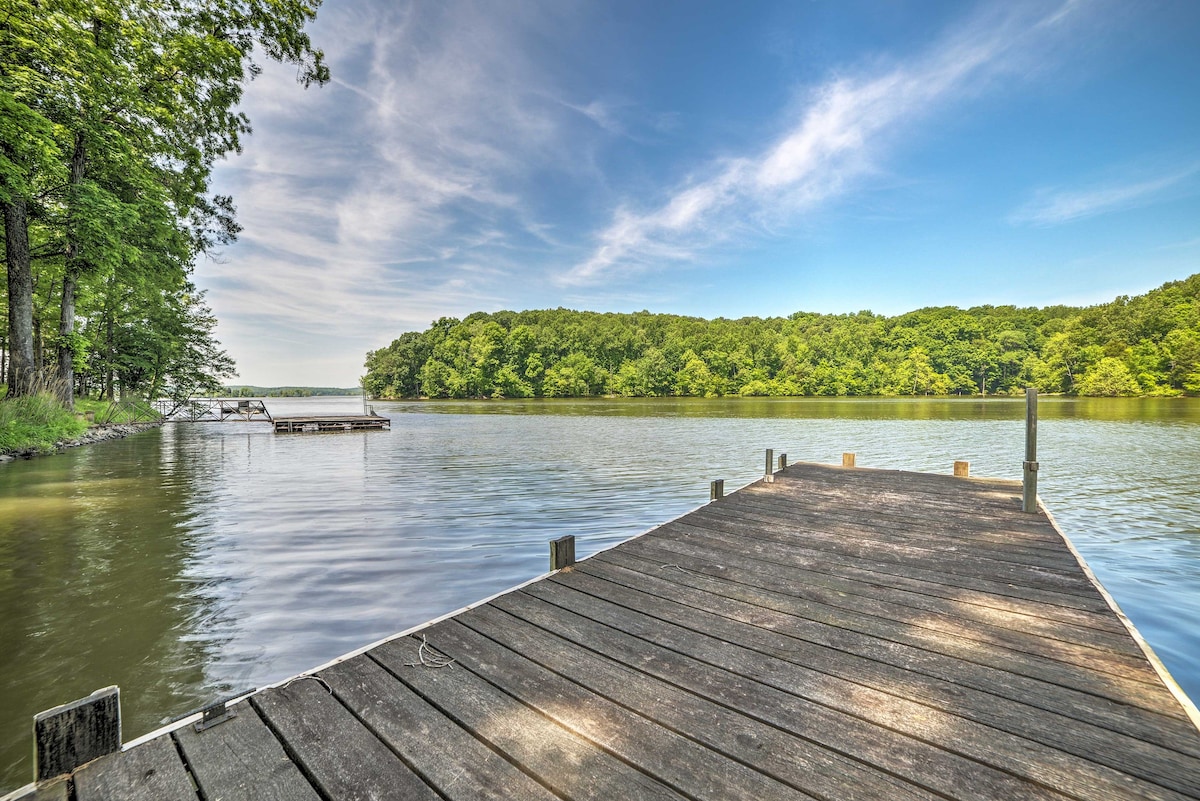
(204, 0, 1200, 386)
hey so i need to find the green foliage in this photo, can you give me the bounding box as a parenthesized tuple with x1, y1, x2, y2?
(1075, 357, 1143, 397)
(2, 0, 327, 403)
(364, 274, 1200, 399)
(0, 393, 87, 454)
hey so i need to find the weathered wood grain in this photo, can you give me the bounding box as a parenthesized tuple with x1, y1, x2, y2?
(457, 603, 943, 801)
(592, 546, 1190, 720)
(517, 581, 1200, 801)
(73, 738, 195, 801)
(173, 702, 319, 801)
(626, 529, 1156, 674)
(707, 493, 1086, 562)
(320, 656, 560, 801)
(647, 519, 1142, 655)
(34, 687, 121, 782)
(418, 618, 815, 801)
(555, 565, 1200, 769)
(371, 635, 691, 801)
(669, 505, 1122, 624)
(682, 506, 1100, 596)
(488, 587, 1077, 801)
(251, 678, 439, 801)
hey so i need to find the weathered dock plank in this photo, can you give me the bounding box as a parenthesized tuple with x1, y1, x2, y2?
(370, 636, 691, 801)
(173, 702, 320, 801)
(14, 459, 1200, 801)
(251, 678, 439, 801)
(321, 657, 560, 801)
(73, 737, 193, 801)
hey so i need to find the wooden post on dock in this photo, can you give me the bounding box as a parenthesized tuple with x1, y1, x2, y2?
(550, 535, 575, 571)
(842, 452, 856, 468)
(764, 449, 775, 483)
(34, 686, 121, 782)
(954, 460, 970, 477)
(1023, 387, 1039, 513)
(710, 479, 724, 500)
(778, 453, 787, 470)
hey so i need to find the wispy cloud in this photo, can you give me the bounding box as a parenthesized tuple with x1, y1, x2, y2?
(561, 1, 1090, 285)
(205, 0, 614, 381)
(1010, 163, 1200, 226)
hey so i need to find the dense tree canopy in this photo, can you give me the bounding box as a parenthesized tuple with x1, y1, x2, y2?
(365, 274, 1200, 400)
(1, 0, 327, 403)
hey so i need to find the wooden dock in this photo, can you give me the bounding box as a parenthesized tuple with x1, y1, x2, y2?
(11, 460, 1200, 801)
(272, 414, 390, 433)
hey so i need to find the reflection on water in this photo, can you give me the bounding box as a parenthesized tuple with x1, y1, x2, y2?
(1, 396, 1199, 791)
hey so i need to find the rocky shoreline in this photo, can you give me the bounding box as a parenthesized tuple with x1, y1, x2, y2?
(0, 423, 161, 463)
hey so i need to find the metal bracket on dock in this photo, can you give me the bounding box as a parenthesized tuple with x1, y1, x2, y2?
(194, 698, 239, 732)
(1024, 460, 1039, 472)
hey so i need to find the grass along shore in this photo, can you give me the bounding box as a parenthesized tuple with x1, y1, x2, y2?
(0, 391, 160, 457)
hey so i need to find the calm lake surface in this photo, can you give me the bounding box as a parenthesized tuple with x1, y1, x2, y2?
(2, 396, 1199, 791)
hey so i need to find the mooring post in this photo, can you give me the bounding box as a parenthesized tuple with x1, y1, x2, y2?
(778, 453, 787, 470)
(954, 460, 970, 477)
(550, 535, 576, 571)
(710, 479, 724, 500)
(842, 452, 856, 468)
(34, 686, 121, 782)
(764, 449, 775, 483)
(1023, 387, 1039, 513)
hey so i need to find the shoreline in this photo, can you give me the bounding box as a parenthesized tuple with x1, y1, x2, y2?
(0, 423, 161, 464)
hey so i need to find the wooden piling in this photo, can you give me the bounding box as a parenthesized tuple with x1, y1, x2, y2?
(764, 449, 775, 483)
(1023, 388, 1039, 513)
(842, 452, 856, 468)
(34, 686, 121, 782)
(954, 460, 970, 477)
(550, 535, 575, 571)
(709, 479, 724, 500)
(778, 453, 787, 470)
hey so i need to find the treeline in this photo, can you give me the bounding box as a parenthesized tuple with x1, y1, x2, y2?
(364, 273, 1200, 399)
(1, 0, 326, 406)
(225, 386, 359, 398)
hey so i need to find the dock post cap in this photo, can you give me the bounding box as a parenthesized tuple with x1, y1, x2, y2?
(34, 686, 121, 783)
(842, 452, 856, 468)
(550, 535, 576, 571)
(710, 479, 725, 500)
(953, 460, 970, 477)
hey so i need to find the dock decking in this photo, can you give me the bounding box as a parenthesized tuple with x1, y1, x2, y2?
(272, 414, 390, 433)
(14, 461, 1200, 801)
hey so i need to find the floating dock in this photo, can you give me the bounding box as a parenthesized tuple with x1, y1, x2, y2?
(11, 459, 1200, 801)
(272, 414, 390, 433)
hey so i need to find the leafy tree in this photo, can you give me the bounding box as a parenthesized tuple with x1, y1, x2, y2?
(1076, 357, 1142, 397)
(2, 0, 328, 404)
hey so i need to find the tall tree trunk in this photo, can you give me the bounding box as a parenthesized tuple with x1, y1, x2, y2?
(57, 131, 87, 408)
(104, 304, 114, 401)
(3, 197, 36, 397)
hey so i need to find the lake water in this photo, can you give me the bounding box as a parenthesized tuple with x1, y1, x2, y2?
(2, 396, 1199, 792)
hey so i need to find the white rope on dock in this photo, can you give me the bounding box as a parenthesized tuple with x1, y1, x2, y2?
(403, 634, 457, 669)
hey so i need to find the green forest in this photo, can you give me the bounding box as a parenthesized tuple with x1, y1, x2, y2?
(1, 0, 326, 407)
(364, 273, 1200, 400)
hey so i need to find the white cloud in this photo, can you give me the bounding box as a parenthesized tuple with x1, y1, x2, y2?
(561, 1, 1090, 285)
(205, 0, 610, 382)
(1011, 163, 1200, 226)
